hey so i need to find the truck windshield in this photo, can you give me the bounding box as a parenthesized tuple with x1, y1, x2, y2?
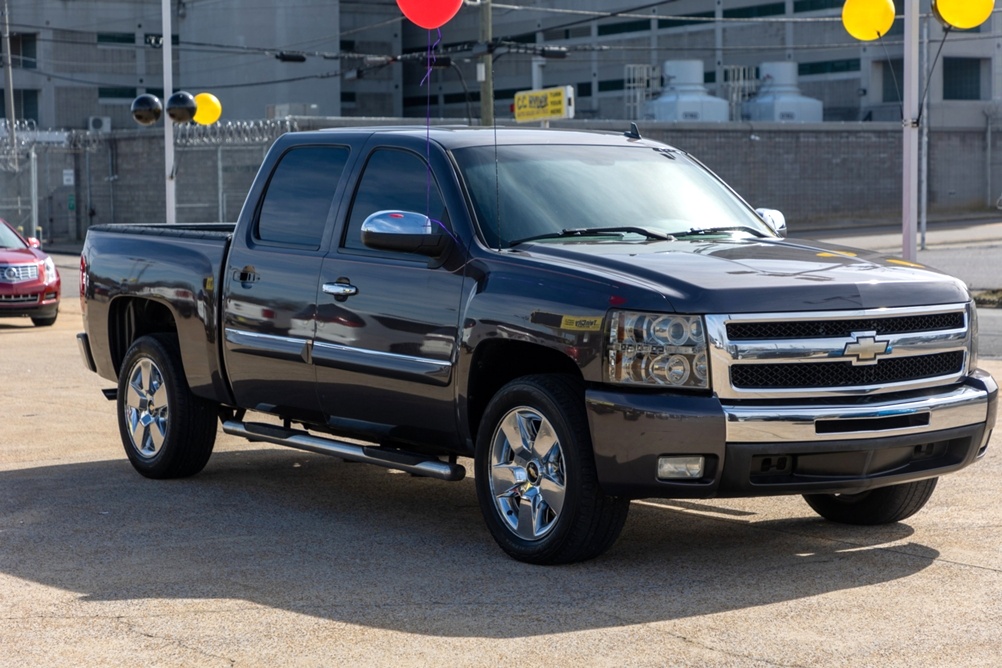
(452, 144, 773, 249)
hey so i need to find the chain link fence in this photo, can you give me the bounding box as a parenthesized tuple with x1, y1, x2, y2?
(0, 119, 297, 244)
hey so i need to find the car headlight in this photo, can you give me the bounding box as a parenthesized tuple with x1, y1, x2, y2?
(42, 256, 57, 284)
(607, 311, 709, 389)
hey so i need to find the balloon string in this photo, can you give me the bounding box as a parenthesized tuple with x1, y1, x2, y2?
(420, 28, 441, 87)
(422, 28, 442, 218)
(876, 31, 903, 121)
(917, 26, 951, 125)
(430, 217, 460, 245)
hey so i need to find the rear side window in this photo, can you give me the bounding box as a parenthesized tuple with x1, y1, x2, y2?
(256, 146, 350, 248)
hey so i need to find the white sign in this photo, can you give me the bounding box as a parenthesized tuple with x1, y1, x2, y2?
(63, 169, 75, 186)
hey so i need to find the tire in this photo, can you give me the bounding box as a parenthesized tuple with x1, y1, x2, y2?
(31, 313, 57, 327)
(474, 374, 630, 565)
(803, 478, 938, 525)
(117, 333, 217, 479)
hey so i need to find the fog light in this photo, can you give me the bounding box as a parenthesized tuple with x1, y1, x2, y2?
(657, 456, 704, 480)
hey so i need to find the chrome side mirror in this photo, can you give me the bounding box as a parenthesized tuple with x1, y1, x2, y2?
(361, 210, 451, 257)
(756, 208, 787, 238)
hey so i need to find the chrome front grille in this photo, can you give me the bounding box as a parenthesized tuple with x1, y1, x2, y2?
(731, 351, 965, 389)
(725, 312, 965, 340)
(0, 264, 39, 284)
(707, 304, 972, 399)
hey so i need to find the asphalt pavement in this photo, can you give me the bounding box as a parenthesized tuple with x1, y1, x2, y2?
(806, 218, 1002, 292)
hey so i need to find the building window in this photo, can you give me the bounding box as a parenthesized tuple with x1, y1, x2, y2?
(943, 58, 983, 100)
(598, 19, 650, 37)
(799, 59, 861, 76)
(723, 3, 786, 19)
(794, 0, 842, 11)
(0, 90, 39, 122)
(97, 32, 135, 46)
(10, 34, 37, 69)
(882, 59, 903, 104)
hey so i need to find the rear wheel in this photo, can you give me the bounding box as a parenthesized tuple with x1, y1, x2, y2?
(803, 478, 938, 525)
(117, 333, 217, 479)
(475, 374, 630, 565)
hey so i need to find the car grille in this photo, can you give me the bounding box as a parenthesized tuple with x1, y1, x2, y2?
(706, 304, 972, 399)
(731, 351, 966, 389)
(0, 293, 39, 304)
(726, 312, 965, 340)
(0, 264, 39, 284)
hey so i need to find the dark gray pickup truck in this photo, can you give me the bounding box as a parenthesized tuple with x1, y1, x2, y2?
(78, 126, 997, 564)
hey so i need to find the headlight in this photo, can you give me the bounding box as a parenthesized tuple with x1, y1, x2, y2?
(607, 311, 709, 389)
(42, 256, 57, 284)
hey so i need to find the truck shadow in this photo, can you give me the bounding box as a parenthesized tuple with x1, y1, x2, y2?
(0, 449, 937, 638)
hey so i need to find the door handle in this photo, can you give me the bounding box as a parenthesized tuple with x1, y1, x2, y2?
(323, 282, 358, 300)
(234, 266, 259, 284)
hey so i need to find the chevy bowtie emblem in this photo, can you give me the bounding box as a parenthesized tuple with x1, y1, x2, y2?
(842, 332, 890, 366)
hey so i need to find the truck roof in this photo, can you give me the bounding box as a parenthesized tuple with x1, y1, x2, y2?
(310, 125, 678, 151)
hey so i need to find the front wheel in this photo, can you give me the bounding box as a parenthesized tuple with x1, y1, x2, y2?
(803, 478, 938, 525)
(474, 375, 630, 565)
(117, 333, 217, 479)
(31, 313, 57, 327)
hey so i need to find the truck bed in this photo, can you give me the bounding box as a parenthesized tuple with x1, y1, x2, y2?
(81, 223, 235, 403)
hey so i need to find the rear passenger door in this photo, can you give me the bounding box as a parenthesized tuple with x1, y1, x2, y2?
(222, 144, 351, 422)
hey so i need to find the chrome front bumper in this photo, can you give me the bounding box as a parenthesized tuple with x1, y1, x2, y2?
(724, 371, 997, 446)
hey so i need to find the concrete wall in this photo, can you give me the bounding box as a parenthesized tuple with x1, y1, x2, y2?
(2, 120, 998, 243)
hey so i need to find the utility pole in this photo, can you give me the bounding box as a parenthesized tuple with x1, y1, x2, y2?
(161, 0, 176, 224)
(2, 0, 18, 170)
(901, 0, 919, 262)
(479, 0, 493, 126)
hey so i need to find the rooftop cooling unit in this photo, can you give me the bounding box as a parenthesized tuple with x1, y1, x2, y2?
(88, 116, 112, 132)
(743, 62, 823, 123)
(645, 60, 728, 123)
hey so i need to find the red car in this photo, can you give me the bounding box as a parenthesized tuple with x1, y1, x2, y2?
(0, 218, 61, 327)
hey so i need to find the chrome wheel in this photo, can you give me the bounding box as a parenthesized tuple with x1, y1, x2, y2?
(117, 334, 216, 479)
(488, 406, 567, 541)
(475, 375, 630, 564)
(124, 357, 170, 459)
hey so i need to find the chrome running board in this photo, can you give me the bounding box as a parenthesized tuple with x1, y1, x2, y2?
(221, 419, 466, 481)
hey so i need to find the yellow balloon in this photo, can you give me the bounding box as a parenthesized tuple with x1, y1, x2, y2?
(933, 0, 994, 30)
(193, 92, 222, 125)
(841, 0, 896, 41)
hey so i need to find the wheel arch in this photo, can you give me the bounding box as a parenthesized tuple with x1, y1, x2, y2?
(464, 339, 583, 448)
(107, 297, 178, 376)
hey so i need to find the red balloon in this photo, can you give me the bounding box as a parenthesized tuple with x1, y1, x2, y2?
(396, 0, 463, 30)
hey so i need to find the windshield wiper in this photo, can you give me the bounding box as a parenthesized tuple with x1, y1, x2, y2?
(675, 226, 766, 238)
(510, 226, 675, 247)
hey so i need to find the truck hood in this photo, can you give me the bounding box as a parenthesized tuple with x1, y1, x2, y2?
(516, 236, 970, 313)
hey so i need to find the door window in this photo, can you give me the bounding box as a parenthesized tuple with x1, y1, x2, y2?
(342, 148, 449, 253)
(256, 146, 350, 249)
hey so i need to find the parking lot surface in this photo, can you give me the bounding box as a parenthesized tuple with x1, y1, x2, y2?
(0, 252, 999, 667)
